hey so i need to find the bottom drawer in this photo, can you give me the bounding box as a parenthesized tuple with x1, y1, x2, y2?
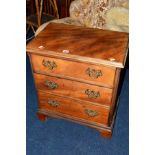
(37, 91, 110, 126)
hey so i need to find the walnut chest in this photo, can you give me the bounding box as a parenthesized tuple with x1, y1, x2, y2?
(26, 23, 128, 138)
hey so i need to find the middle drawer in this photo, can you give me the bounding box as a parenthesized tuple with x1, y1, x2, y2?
(34, 73, 113, 106)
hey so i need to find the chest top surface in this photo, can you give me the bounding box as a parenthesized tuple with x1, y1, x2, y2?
(26, 23, 128, 68)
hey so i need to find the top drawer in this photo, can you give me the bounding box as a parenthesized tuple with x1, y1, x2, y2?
(30, 54, 116, 88)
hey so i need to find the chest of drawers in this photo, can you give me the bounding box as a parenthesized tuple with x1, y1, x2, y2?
(26, 23, 128, 138)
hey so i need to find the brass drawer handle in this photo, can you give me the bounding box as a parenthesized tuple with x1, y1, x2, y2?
(48, 100, 60, 107)
(86, 67, 102, 78)
(45, 80, 58, 89)
(42, 59, 57, 70)
(85, 89, 100, 99)
(85, 109, 98, 117)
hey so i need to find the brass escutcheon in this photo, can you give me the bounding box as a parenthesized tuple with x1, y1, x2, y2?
(42, 59, 57, 70)
(86, 67, 102, 78)
(48, 100, 60, 107)
(85, 89, 100, 99)
(45, 80, 58, 89)
(85, 109, 98, 117)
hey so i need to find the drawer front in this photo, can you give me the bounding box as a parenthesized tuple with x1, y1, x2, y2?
(31, 54, 115, 87)
(38, 91, 110, 125)
(34, 73, 113, 106)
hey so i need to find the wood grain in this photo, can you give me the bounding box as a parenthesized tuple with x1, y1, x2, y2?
(37, 94, 121, 138)
(37, 91, 110, 125)
(26, 23, 129, 138)
(31, 54, 116, 88)
(108, 68, 121, 124)
(37, 109, 113, 138)
(34, 73, 113, 106)
(27, 23, 129, 68)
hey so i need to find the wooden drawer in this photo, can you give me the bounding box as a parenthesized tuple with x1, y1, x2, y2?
(31, 54, 116, 88)
(38, 91, 110, 125)
(34, 73, 113, 106)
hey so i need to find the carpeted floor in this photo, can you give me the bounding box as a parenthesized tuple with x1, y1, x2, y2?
(26, 54, 129, 155)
